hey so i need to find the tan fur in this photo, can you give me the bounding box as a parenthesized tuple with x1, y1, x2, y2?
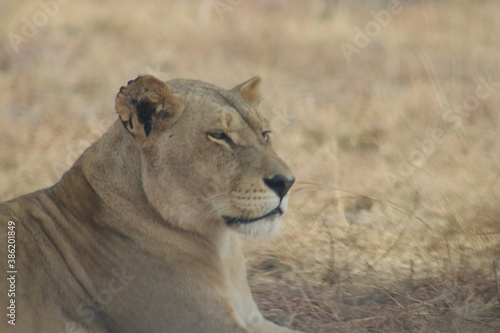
(0, 75, 299, 332)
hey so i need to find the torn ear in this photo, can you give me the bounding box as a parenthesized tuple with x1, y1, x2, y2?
(230, 76, 262, 107)
(115, 75, 177, 142)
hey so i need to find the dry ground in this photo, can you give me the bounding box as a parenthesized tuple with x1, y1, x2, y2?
(1, 0, 499, 332)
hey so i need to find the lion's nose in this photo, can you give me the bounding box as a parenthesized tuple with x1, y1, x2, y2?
(264, 175, 295, 199)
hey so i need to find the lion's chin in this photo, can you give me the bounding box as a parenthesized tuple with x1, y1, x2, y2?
(230, 215, 282, 240)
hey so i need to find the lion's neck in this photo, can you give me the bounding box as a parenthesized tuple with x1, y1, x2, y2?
(52, 121, 227, 251)
(39, 121, 242, 326)
(53, 121, 157, 233)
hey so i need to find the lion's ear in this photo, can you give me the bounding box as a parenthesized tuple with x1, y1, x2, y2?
(115, 75, 178, 142)
(230, 76, 262, 107)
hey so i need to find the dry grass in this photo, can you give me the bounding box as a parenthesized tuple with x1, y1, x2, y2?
(1, 0, 499, 332)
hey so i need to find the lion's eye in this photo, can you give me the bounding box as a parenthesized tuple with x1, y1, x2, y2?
(208, 132, 234, 146)
(263, 131, 271, 143)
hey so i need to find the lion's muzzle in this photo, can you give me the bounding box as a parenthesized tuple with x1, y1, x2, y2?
(263, 174, 295, 199)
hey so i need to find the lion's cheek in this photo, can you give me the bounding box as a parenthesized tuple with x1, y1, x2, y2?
(141, 166, 215, 230)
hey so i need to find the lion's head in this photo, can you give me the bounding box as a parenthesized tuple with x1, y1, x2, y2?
(115, 75, 294, 239)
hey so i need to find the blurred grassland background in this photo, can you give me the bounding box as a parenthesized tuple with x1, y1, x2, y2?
(1, 0, 499, 332)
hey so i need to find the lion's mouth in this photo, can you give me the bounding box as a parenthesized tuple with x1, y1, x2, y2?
(224, 207, 282, 225)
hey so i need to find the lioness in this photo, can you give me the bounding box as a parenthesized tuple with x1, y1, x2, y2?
(0, 75, 300, 332)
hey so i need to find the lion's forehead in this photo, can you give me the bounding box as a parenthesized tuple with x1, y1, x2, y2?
(220, 106, 268, 134)
(170, 79, 268, 135)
